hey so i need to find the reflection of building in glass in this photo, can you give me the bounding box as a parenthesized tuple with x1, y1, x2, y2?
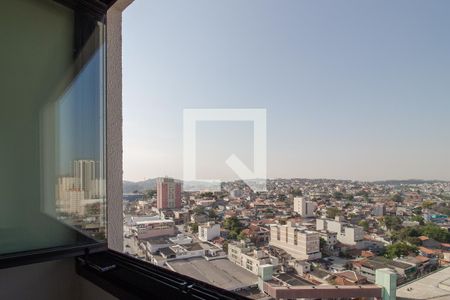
(56, 159, 104, 217)
(72, 160, 102, 199)
(156, 177, 182, 209)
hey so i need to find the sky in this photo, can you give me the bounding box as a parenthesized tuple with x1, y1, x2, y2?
(122, 0, 450, 182)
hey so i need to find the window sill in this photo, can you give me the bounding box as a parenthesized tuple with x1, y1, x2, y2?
(0, 242, 107, 270)
(76, 250, 250, 300)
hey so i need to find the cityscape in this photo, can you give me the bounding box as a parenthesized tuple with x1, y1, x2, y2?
(5, 0, 450, 299)
(123, 176, 450, 299)
(55, 160, 106, 240)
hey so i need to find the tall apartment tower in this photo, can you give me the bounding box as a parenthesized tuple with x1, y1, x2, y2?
(72, 160, 102, 199)
(293, 197, 317, 217)
(156, 177, 182, 209)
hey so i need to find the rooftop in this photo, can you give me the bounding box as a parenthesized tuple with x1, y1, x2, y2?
(182, 242, 204, 251)
(135, 219, 174, 225)
(366, 256, 414, 270)
(274, 273, 314, 286)
(141, 236, 172, 244)
(397, 267, 450, 300)
(168, 257, 258, 290)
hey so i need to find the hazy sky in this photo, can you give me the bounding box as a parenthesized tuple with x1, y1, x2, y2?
(123, 0, 450, 182)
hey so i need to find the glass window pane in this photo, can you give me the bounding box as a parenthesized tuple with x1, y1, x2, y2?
(0, 0, 106, 255)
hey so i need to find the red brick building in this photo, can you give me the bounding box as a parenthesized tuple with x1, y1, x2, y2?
(156, 177, 182, 209)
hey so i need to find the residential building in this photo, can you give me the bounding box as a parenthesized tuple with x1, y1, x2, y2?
(373, 203, 386, 216)
(156, 177, 182, 209)
(318, 230, 339, 256)
(424, 213, 448, 223)
(418, 236, 441, 249)
(334, 271, 367, 285)
(158, 243, 206, 261)
(353, 256, 416, 284)
(316, 217, 364, 248)
(72, 160, 102, 199)
(133, 219, 176, 239)
(269, 221, 321, 260)
(228, 241, 277, 276)
(376, 268, 397, 300)
(56, 160, 105, 216)
(293, 197, 317, 217)
(240, 225, 270, 246)
(198, 222, 220, 242)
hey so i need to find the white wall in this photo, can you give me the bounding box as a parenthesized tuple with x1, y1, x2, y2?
(199, 223, 220, 241)
(106, 0, 134, 252)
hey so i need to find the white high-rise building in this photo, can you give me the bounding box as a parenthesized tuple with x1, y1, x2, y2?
(316, 217, 364, 248)
(293, 197, 317, 217)
(198, 222, 220, 242)
(269, 221, 321, 260)
(56, 160, 105, 216)
(73, 160, 102, 199)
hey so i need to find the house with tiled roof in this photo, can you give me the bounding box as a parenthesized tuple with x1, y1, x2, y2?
(334, 270, 367, 285)
(418, 246, 442, 258)
(418, 236, 442, 249)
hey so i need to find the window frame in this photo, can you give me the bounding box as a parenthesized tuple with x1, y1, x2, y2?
(76, 250, 250, 300)
(0, 0, 112, 270)
(1, 2, 254, 299)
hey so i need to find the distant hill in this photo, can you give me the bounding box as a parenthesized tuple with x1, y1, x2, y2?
(123, 178, 222, 193)
(123, 178, 156, 193)
(373, 179, 448, 185)
(123, 178, 449, 193)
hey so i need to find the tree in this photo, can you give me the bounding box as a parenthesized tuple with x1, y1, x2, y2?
(411, 215, 424, 225)
(412, 207, 422, 215)
(85, 203, 100, 216)
(422, 200, 434, 210)
(208, 209, 217, 220)
(326, 207, 341, 219)
(420, 223, 450, 243)
(224, 216, 241, 232)
(189, 223, 199, 233)
(404, 236, 422, 246)
(383, 216, 402, 231)
(333, 192, 344, 200)
(278, 194, 287, 201)
(358, 220, 369, 231)
(200, 192, 214, 198)
(144, 189, 156, 199)
(223, 241, 229, 253)
(227, 230, 238, 240)
(356, 190, 369, 197)
(391, 193, 403, 203)
(237, 231, 247, 241)
(390, 223, 450, 244)
(224, 216, 243, 240)
(291, 189, 303, 197)
(385, 242, 417, 259)
(193, 206, 206, 215)
(363, 195, 373, 203)
(391, 226, 421, 243)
